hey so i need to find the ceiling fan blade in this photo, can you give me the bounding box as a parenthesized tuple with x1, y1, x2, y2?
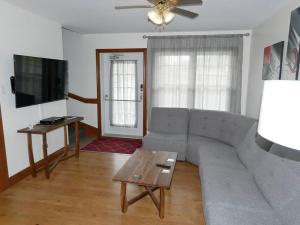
(175, 0, 203, 6)
(171, 7, 199, 18)
(115, 5, 153, 10)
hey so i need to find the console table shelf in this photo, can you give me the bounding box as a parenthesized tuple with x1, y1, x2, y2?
(18, 116, 83, 179)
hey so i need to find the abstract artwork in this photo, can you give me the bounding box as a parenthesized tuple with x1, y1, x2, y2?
(262, 41, 284, 80)
(284, 7, 300, 80)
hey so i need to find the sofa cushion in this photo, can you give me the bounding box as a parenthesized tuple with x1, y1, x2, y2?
(253, 151, 300, 225)
(255, 133, 273, 151)
(187, 135, 243, 168)
(204, 204, 281, 225)
(200, 165, 271, 212)
(237, 123, 266, 174)
(150, 107, 189, 134)
(194, 137, 246, 170)
(142, 132, 187, 160)
(189, 109, 256, 148)
(186, 135, 204, 166)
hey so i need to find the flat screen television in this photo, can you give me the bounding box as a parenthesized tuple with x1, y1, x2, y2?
(13, 55, 68, 108)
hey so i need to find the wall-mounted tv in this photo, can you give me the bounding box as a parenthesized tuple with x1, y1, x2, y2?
(13, 55, 68, 108)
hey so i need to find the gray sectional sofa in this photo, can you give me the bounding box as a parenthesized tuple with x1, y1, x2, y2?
(142, 107, 300, 225)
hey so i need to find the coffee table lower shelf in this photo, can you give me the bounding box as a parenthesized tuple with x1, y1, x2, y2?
(120, 182, 165, 218)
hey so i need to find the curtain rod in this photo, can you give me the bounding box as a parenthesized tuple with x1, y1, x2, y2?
(143, 33, 250, 39)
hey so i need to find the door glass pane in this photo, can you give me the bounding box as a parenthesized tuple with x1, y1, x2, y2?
(110, 60, 138, 128)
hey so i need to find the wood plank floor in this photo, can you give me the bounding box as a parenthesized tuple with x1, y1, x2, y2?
(0, 152, 205, 225)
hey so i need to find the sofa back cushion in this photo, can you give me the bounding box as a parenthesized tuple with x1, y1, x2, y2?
(189, 109, 256, 147)
(255, 133, 273, 151)
(237, 123, 267, 174)
(253, 149, 300, 225)
(269, 144, 300, 162)
(150, 107, 189, 134)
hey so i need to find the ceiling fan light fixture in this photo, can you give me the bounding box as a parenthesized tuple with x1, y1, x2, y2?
(148, 10, 163, 25)
(163, 11, 175, 24)
(116, 0, 202, 27)
(148, 9, 175, 25)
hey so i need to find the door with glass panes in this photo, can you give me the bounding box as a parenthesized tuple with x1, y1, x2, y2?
(100, 52, 144, 137)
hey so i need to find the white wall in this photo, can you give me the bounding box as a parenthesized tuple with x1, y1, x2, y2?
(0, 1, 67, 176)
(63, 30, 252, 128)
(246, 0, 300, 118)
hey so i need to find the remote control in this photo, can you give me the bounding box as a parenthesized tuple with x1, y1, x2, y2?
(132, 174, 142, 180)
(156, 163, 171, 169)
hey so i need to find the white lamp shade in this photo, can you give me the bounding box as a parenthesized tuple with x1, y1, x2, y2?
(258, 80, 300, 151)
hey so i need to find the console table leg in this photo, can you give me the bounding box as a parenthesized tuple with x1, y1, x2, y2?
(64, 125, 68, 155)
(159, 188, 165, 219)
(42, 134, 50, 179)
(121, 182, 128, 213)
(75, 122, 80, 158)
(27, 134, 36, 178)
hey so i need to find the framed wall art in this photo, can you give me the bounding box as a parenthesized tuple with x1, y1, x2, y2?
(262, 41, 284, 80)
(284, 7, 300, 80)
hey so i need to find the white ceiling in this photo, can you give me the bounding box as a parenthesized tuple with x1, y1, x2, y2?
(4, 0, 291, 34)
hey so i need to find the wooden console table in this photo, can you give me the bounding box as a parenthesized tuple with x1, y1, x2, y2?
(18, 116, 83, 179)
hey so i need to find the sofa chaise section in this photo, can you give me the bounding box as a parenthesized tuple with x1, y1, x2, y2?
(253, 144, 300, 225)
(199, 122, 283, 225)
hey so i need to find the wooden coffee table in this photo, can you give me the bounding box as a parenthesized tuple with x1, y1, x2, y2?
(113, 149, 177, 219)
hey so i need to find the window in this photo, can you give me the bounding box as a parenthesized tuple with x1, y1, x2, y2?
(152, 54, 191, 108)
(195, 51, 233, 111)
(151, 50, 235, 111)
(147, 36, 243, 113)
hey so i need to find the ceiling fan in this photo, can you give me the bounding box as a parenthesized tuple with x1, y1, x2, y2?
(115, 0, 203, 26)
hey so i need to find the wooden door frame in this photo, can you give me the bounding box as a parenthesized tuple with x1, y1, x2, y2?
(95, 48, 147, 137)
(0, 107, 9, 192)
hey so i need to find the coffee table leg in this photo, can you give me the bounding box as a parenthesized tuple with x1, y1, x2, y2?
(75, 121, 80, 158)
(121, 182, 128, 213)
(159, 188, 165, 219)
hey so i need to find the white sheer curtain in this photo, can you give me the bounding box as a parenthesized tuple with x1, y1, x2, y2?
(147, 35, 243, 113)
(110, 60, 138, 128)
